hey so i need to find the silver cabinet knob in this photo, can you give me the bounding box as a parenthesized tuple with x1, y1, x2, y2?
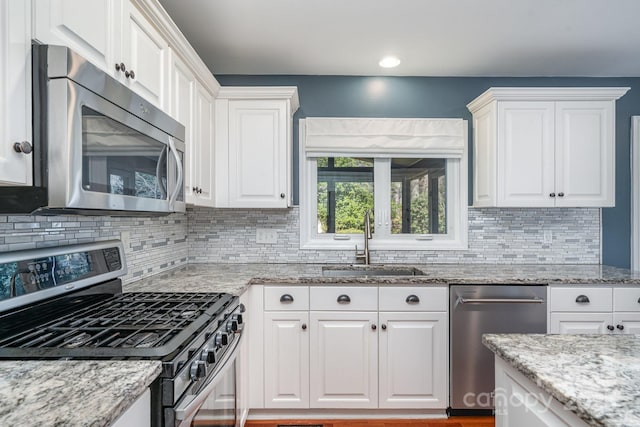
(13, 141, 32, 154)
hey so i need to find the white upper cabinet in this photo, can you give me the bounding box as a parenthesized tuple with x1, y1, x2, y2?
(215, 87, 299, 208)
(0, 0, 32, 186)
(468, 87, 629, 207)
(34, 0, 167, 107)
(191, 82, 215, 207)
(170, 52, 215, 207)
(33, 0, 121, 76)
(121, 1, 169, 110)
(170, 53, 197, 203)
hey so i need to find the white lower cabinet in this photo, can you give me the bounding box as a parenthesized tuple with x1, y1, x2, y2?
(264, 311, 309, 408)
(549, 312, 612, 334)
(495, 357, 587, 427)
(309, 311, 378, 409)
(378, 312, 447, 409)
(260, 285, 448, 412)
(549, 286, 640, 335)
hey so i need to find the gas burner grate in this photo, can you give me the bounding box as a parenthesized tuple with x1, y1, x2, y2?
(0, 292, 234, 356)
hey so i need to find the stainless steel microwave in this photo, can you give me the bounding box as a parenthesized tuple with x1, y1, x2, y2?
(4, 44, 185, 215)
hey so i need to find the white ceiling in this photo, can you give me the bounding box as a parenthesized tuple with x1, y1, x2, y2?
(158, 0, 640, 77)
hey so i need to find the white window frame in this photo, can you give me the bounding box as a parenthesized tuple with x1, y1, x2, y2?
(299, 119, 468, 251)
(632, 116, 640, 270)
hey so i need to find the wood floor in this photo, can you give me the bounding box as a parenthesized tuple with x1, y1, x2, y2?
(245, 417, 495, 427)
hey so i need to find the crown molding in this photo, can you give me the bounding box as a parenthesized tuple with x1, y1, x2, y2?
(467, 87, 630, 113)
(217, 86, 300, 112)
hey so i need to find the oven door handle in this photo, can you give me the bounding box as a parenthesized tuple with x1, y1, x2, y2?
(168, 136, 183, 209)
(173, 334, 242, 427)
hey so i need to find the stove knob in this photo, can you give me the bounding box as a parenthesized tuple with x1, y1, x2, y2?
(190, 360, 207, 380)
(200, 347, 216, 364)
(215, 332, 228, 347)
(226, 320, 238, 333)
(232, 314, 243, 325)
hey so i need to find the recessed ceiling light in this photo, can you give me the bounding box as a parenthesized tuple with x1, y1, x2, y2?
(379, 56, 401, 68)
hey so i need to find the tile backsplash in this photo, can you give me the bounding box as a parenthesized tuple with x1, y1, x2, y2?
(0, 205, 600, 283)
(188, 206, 600, 264)
(0, 214, 188, 284)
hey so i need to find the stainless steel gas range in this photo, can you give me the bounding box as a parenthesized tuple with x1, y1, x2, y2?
(0, 240, 244, 427)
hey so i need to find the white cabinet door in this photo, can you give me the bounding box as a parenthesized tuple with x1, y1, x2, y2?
(0, 0, 32, 186)
(227, 100, 288, 208)
(468, 88, 627, 208)
(192, 82, 215, 207)
(378, 312, 447, 409)
(33, 0, 121, 75)
(497, 101, 555, 207)
(170, 53, 196, 203)
(613, 312, 640, 334)
(264, 311, 309, 408)
(549, 312, 613, 334)
(555, 101, 614, 207)
(121, 3, 169, 109)
(309, 311, 378, 408)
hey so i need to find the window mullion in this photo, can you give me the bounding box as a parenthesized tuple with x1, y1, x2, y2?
(374, 158, 391, 238)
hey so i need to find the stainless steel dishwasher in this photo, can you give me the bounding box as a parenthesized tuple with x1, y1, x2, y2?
(449, 284, 547, 415)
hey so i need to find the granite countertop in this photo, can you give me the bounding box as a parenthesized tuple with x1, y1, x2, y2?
(124, 263, 640, 295)
(483, 334, 640, 427)
(0, 360, 161, 427)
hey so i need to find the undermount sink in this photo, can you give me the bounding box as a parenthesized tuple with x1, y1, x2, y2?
(321, 265, 425, 277)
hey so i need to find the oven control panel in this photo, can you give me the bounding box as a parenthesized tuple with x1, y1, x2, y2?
(0, 242, 124, 302)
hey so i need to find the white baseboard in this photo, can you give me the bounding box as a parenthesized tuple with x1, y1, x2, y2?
(247, 408, 447, 420)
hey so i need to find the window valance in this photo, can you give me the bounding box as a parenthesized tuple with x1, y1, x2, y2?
(303, 118, 466, 158)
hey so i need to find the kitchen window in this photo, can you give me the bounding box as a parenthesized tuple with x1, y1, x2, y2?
(300, 118, 468, 250)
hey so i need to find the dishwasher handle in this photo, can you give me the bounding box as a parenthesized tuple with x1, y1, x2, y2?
(458, 297, 544, 305)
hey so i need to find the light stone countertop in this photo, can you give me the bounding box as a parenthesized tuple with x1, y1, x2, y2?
(483, 334, 640, 427)
(6, 262, 640, 426)
(124, 263, 640, 295)
(0, 360, 161, 427)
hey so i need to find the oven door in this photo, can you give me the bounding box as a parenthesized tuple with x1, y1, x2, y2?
(46, 78, 185, 213)
(172, 335, 242, 427)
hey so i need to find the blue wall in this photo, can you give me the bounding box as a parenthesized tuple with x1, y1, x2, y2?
(216, 75, 640, 268)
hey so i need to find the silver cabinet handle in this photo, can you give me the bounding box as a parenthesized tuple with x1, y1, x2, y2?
(458, 297, 544, 304)
(280, 294, 294, 303)
(406, 294, 420, 304)
(575, 295, 590, 304)
(13, 141, 32, 154)
(337, 294, 351, 304)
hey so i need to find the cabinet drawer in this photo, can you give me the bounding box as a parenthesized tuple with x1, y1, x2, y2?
(264, 286, 309, 311)
(549, 287, 612, 312)
(379, 287, 448, 311)
(613, 288, 640, 312)
(310, 286, 378, 311)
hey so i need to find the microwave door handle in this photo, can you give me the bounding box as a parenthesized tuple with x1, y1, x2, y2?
(156, 146, 168, 200)
(168, 136, 183, 208)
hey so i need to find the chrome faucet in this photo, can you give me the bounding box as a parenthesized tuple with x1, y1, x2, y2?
(355, 210, 373, 265)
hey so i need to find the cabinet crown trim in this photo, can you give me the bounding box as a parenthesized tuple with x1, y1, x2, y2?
(467, 87, 630, 113)
(217, 86, 300, 112)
